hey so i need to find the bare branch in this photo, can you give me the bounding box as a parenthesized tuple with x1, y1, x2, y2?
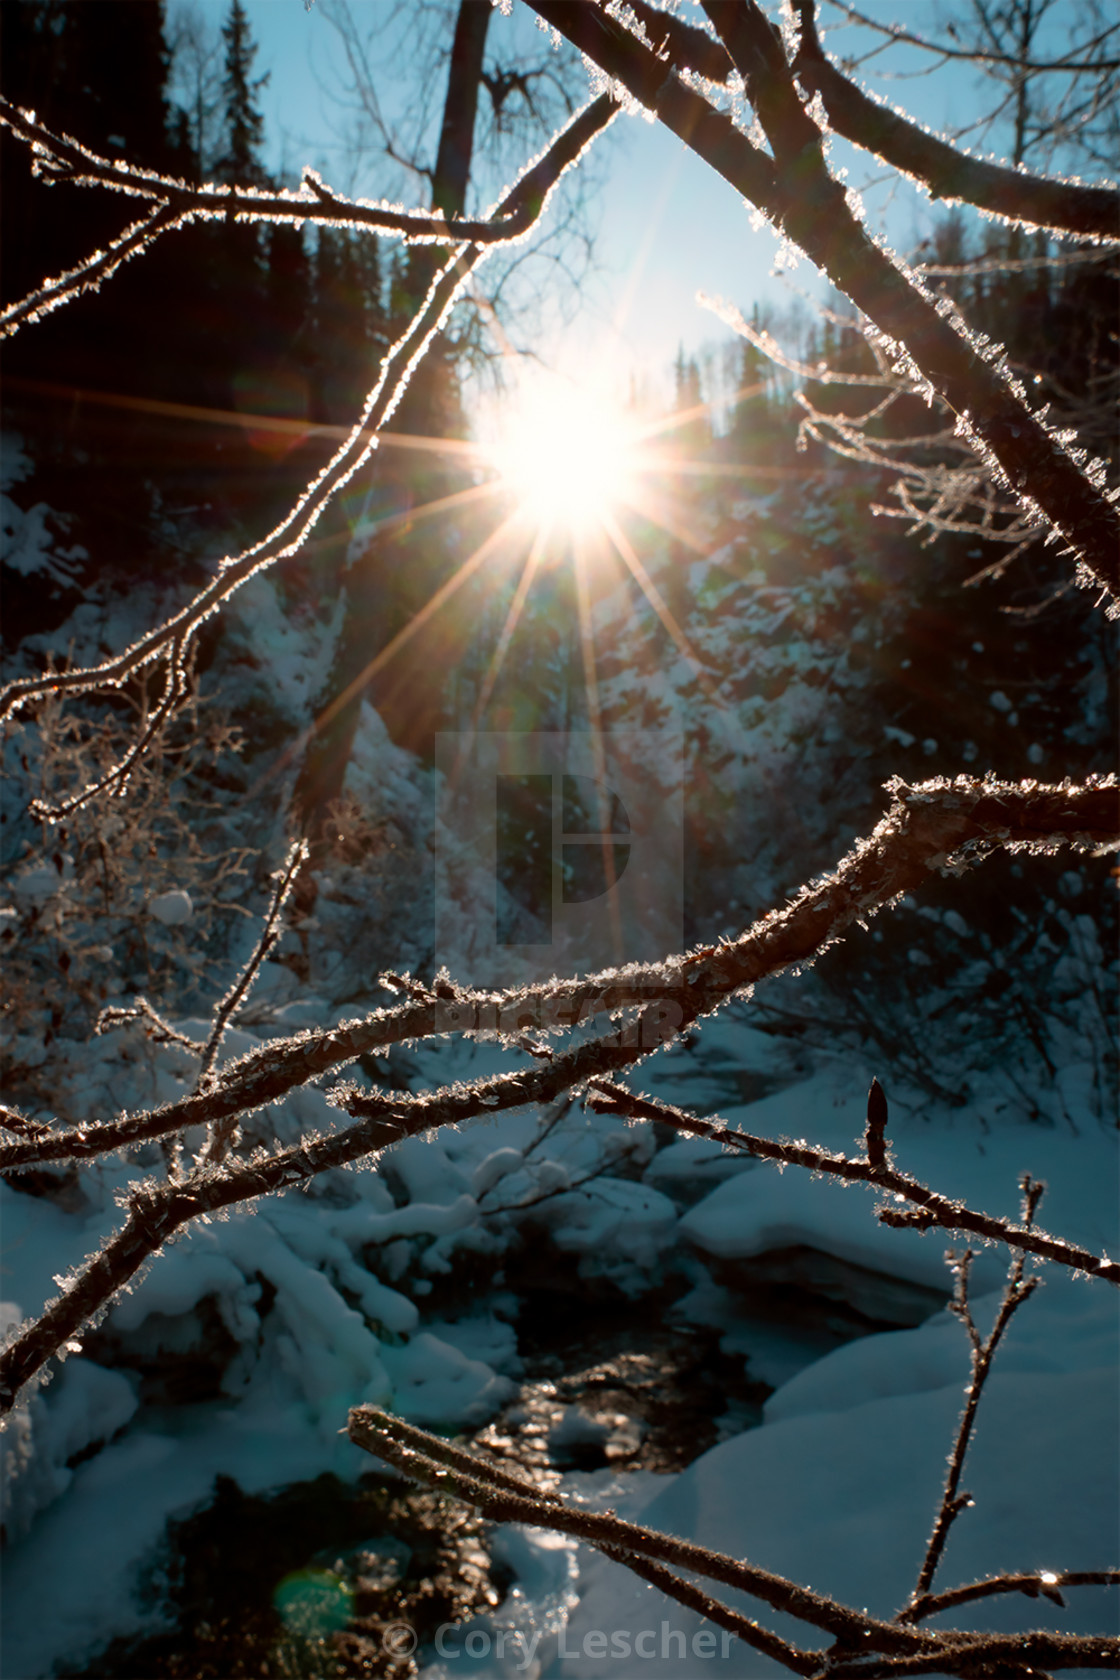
(1, 778, 1115, 1413)
(529, 0, 1120, 602)
(347, 1406, 1120, 1675)
(0, 95, 617, 748)
(196, 840, 308, 1095)
(791, 0, 1120, 239)
(584, 1081, 1119, 1282)
(0, 92, 607, 340)
(2, 776, 1114, 1172)
(903, 1179, 1046, 1617)
(913, 1568, 1120, 1623)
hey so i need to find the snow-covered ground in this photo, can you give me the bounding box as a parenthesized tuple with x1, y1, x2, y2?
(2, 1044, 1116, 1679)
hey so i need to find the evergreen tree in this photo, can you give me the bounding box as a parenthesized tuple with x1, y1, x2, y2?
(215, 0, 268, 187)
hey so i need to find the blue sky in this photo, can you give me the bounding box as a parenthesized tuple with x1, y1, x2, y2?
(215, 1, 1040, 403)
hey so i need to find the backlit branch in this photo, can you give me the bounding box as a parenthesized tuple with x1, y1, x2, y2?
(1, 777, 1115, 1414)
(2, 775, 1114, 1174)
(904, 1184, 1045, 1617)
(0, 96, 616, 777)
(583, 1081, 1119, 1281)
(346, 1405, 1120, 1676)
(0, 93, 603, 341)
(791, 0, 1120, 239)
(527, 0, 1120, 604)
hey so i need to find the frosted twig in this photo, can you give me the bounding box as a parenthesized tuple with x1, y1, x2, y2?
(528, 0, 1120, 600)
(792, 0, 1120, 240)
(193, 840, 309, 1170)
(28, 635, 192, 820)
(0, 201, 183, 339)
(912, 1568, 1120, 1622)
(95, 997, 201, 1053)
(902, 1178, 1046, 1618)
(0, 1105, 51, 1139)
(1, 775, 1115, 1172)
(196, 840, 308, 1095)
(0, 94, 616, 730)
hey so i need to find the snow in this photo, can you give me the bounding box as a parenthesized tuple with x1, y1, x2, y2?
(554, 1364, 1118, 1678)
(1, 1065, 1116, 1678)
(147, 888, 194, 926)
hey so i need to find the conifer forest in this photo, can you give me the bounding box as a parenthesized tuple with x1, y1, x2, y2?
(0, 2, 1117, 1677)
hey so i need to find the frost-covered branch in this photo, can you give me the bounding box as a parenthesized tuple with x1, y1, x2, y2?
(527, 0, 1120, 604)
(911, 1569, 1120, 1623)
(0, 200, 183, 338)
(583, 1080, 1119, 1281)
(790, 0, 1120, 240)
(2, 775, 1114, 1173)
(347, 1405, 1120, 1676)
(705, 293, 1055, 565)
(0, 95, 616, 776)
(0, 92, 601, 340)
(903, 1186, 1045, 1618)
(1, 777, 1116, 1413)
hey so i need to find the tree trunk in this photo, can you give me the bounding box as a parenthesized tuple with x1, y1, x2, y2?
(292, 0, 491, 837)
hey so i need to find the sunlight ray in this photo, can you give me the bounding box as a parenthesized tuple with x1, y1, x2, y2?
(633, 383, 767, 446)
(573, 543, 625, 964)
(471, 529, 549, 731)
(5, 374, 487, 458)
(446, 529, 551, 794)
(602, 513, 723, 705)
(617, 483, 711, 555)
(263, 513, 523, 797)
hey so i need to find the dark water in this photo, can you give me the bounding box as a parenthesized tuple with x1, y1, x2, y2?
(66, 1255, 941, 1678)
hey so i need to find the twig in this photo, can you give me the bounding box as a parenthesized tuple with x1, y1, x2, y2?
(911, 1567, 1120, 1622)
(3, 777, 1115, 1172)
(0, 95, 607, 340)
(902, 1177, 1046, 1619)
(193, 839, 309, 1169)
(585, 1079, 1119, 1283)
(95, 997, 201, 1054)
(196, 841, 307, 1093)
(0, 95, 616, 732)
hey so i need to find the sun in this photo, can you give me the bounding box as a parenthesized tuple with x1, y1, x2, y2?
(491, 378, 641, 534)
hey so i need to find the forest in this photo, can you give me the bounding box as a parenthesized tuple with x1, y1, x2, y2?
(0, 2, 1117, 1677)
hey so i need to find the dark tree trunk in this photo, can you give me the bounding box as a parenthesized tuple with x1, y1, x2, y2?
(292, 0, 491, 838)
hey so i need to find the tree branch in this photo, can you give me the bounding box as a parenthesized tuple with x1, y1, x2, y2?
(528, 0, 1120, 603)
(2, 775, 1114, 1171)
(903, 1182, 1045, 1617)
(0, 95, 617, 755)
(347, 1405, 1120, 1675)
(791, 0, 1120, 240)
(1, 778, 1115, 1413)
(0, 92, 606, 340)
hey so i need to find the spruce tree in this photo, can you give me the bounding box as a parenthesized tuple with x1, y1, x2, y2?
(215, 0, 268, 187)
